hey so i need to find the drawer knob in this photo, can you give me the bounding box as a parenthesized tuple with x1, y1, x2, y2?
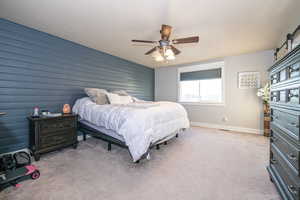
(288, 122, 299, 128)
(288, 93, 299, 98)
(270, 159, 277, 164)
(289, 67, 300, 73)
(271, 136, 278, 142)
(287, 185, 298, 195)
(272, 115, 279, 120)
(288, 153, 297, 161)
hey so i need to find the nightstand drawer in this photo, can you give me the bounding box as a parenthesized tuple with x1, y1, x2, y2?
(271, 130, 299, 173)
(40, 119, 76, 135)
(271, 146, 300, 200)
(39, 130, 76, 149)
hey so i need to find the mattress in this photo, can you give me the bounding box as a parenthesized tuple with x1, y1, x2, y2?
(79, 119, 125, 142)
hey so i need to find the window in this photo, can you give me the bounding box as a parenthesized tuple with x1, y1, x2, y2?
(178, 62, 225, 104)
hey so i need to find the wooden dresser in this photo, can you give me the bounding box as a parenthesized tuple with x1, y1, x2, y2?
(268, 45, 300, 200)
(28, 114, 78, 161)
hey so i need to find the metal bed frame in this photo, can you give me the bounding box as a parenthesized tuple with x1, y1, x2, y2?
(78, 122, 182, 163)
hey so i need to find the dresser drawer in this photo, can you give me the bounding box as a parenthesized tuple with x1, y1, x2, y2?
(270, 61, 300, 86)
(270, 88, 300, 105)
(288, 88, 300, 104)
(271, 146, 300, 200)
(39, 130, 76, 149)
(271, 130, 300, 174)
(289, 62, 300, 79)
(39, 118, 76, 135)
(271, 108, 300, 141)
(271, 73, 280, 85)
(271, 91, 280, 103)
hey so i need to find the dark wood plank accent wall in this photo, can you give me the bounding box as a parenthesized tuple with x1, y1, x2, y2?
(0, 18, 154, 153)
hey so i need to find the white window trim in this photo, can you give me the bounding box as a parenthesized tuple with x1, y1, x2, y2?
(177, 61, 225, 106)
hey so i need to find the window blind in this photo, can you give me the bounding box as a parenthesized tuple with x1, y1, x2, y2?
(180, 68, 221, 81)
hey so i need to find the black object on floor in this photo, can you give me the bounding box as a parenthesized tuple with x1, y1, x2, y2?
(0, 151, 40, 191)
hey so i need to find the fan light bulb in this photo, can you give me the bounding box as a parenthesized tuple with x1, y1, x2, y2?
(165, 48, 174, 57)
(166, 55, 175, 60)
(155, 55, 164, 62)
(151, 49, 161, 58)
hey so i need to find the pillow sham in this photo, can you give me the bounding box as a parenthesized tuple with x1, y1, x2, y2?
(84, 88, 109, 105)
(107, 93, 133, 105)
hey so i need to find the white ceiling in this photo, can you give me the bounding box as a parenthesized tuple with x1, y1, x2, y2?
(0, 0, 299, 68)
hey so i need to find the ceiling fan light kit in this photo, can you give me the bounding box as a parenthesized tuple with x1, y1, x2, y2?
(132, 24, 199, 62)
(150, 46, 175, 62)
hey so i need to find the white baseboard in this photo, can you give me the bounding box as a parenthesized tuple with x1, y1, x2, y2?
(190, 121, 263, 135)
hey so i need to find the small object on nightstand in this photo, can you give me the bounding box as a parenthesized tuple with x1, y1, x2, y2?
(28, 114, 78, 161)
(41, 110, 49, 116)
(32, 107, 40, 118)
(43, 113, 62, 117)
(63, 104, 71, 114)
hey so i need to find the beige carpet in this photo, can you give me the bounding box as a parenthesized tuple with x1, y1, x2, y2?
(1, 127, 280, 200)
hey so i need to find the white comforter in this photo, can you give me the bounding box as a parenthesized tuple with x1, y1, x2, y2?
(72, 97, 190, 161)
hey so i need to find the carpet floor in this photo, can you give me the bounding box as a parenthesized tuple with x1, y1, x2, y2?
(0, 127, 280, 200)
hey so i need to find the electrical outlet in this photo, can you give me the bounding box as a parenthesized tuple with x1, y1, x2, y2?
(222, 116, 228, 122)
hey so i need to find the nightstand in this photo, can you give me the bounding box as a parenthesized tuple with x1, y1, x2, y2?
(28, 114, 78, 161)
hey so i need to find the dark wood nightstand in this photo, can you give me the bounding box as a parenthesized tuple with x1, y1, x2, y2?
(28, 114, 78, 161)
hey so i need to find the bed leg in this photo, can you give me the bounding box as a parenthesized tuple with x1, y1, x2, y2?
(164, 141, 167, 145)
(156, 144, 160, 150)
(176, 133, 178, 138)
(108, 142, 112, 151)
(83, 132, 86, 141)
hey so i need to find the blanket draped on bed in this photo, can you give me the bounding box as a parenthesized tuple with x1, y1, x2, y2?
(73, 97, 190, 161)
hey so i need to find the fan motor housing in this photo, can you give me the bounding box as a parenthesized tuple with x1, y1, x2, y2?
(159, 40, 169, 47)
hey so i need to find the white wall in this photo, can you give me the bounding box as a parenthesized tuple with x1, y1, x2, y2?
(155, 50, 273, 133)
(277, 4, 300, 46)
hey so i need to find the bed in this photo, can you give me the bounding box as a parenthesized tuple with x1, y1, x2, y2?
(73, 97, 190, 162)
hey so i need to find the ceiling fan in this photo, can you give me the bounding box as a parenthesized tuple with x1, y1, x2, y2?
(132, 24, 199, 62)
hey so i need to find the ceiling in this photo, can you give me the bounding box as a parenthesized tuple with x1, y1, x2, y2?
(0, 0, 299, 68)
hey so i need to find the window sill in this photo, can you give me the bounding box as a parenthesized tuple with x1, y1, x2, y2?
(178, 102, 225, 106)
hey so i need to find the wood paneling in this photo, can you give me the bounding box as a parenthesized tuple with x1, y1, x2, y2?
(0, 19, 154, 153)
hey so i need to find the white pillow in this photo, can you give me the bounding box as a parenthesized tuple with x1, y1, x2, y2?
(111, 90, 129, 96)
(107, 93, 133, 105)
(132, 97, 145, 102)
(84, 88, 109, 105)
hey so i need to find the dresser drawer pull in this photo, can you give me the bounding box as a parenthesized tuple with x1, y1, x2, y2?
(287, 185, 298, 195)
(270, 136, 278, 142)
(288, 153, 297, 161)
(270, 159, 277, 164)
(272, 115, 279, 120)
(271, 76, 276, 80)
(288, 122, 299, 128)
(289, 93, 299, 98)
(271, 92, 278, 96)
(289, 67, 300, 73)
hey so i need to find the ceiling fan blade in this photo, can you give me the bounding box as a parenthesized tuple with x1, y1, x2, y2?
(170, 45, 181, 55)
(160, 24, 172, 40)
(172, 36, 199, 44)
(132, 43, 156, 47)
(145, 47, 157, 55)
(132, 40, 157, 44)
